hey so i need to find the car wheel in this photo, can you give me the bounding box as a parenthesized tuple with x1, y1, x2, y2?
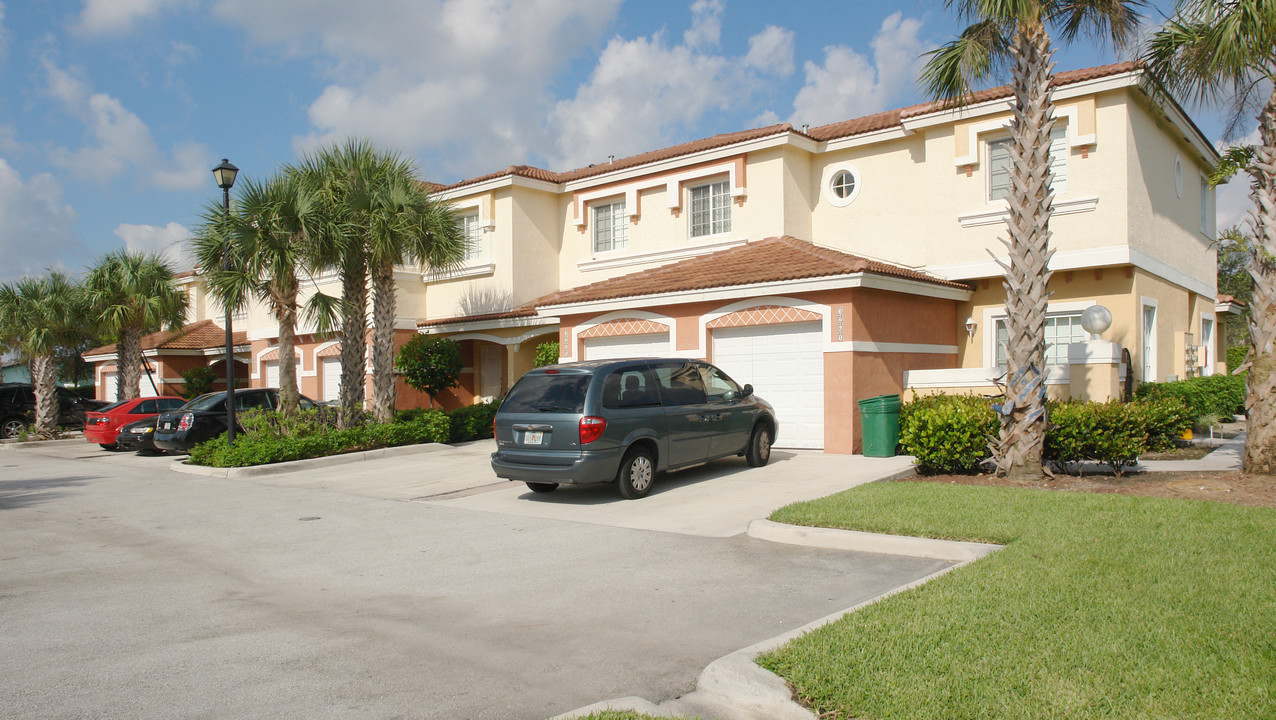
(746, 424, 772, 467)
(1, 417, 26, 439)
(525, 482, 558, 494)
(617, 446, 656, 499)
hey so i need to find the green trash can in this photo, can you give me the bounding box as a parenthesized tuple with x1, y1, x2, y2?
(857, 393, 902, 457)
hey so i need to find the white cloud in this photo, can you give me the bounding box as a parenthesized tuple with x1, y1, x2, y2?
(0, 2, 9, 60)
(1216, 127, 1262, 233)
(42, 58, 210, 190)
(72, 0, 189, 36)
(212, 0, 623, 176)
(789, 12, 928, 127)
(683, 0, 724, 49)
(114, 221, 194, 270)
(744, 25, 795, 77)
(546, 12, 798, 171)
(0, 158, 82, 282)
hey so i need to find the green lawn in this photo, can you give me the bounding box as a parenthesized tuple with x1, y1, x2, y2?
(759, 482, 1276, 720)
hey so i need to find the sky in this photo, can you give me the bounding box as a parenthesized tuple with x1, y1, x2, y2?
(0, 0, 1259, 283)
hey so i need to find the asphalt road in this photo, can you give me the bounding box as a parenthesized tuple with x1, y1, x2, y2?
(1, 443, 950, 719)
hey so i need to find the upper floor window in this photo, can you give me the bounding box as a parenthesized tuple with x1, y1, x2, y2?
(458, 212, 483, 263)
(593, 200, 627, 253)
(1200, 174, 1211, 235)
(988, 124, 1067, 202)
(690, 180, 731, 238)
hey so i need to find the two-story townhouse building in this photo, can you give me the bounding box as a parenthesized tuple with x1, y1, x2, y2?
(84, 62, 1227, 454)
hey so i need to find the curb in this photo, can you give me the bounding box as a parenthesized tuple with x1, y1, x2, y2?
(170, 442, 452, 479)
(0, 437, 86, 451)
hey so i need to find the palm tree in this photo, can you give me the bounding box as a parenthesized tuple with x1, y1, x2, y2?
(83, 250, 189, 402)
(920, 0, 1145, 479)
(360, 165, 464, 423)
(192, 171, 329, 416)
(0, 272, 81, 435)
(1144, 0, 1276, 473)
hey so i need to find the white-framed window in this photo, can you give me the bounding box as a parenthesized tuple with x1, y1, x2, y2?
(1200, 316, 1215, 376)
(992, 312, 1086, 367)
(1200, 174, 1211, 235)
(1174, 155, 1184, 197)
(593, 200, 627, 253)
(824, 165, 862, 207)
(458, 212, 483, 263)
(690, 180, 731, 237)
(988, 124, 1067, 202)
(1142, 300, 1158, 382)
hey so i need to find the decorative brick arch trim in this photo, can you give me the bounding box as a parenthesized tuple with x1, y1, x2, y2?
(578, 319, 671, 339)
(316, 343, 342, 358)
(259, 347, 302, 363)
(705, 305, 821, 329)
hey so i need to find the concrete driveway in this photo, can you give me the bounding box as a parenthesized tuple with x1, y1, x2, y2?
(1, 441, 949, 720)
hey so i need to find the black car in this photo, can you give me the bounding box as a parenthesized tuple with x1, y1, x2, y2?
(153, 388, 318, 453)
(0, 383, 107, 439)
(116, 416, 162, 454)
(491, 359, 777, 499)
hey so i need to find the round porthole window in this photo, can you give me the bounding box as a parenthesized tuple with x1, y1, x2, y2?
(1175, 155, 1183, 198)
(824, 165, 861, 207)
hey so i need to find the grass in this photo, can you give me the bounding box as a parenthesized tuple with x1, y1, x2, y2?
(759, 482, 1276, 720)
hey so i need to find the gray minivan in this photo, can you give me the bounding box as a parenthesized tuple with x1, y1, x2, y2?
(490, 359, 777, 499)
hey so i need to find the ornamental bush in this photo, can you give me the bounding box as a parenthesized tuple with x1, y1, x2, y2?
(395, 335, 464, 400)
(1227, 346, 1247, 375)
(1134, 374, 1245, 419)
(447, 399, 500, 442)
(898, 394, 996, 474)
(533, 341, 560, 368)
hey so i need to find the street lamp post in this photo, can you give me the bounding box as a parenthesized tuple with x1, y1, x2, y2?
(212, 158, 239, 446)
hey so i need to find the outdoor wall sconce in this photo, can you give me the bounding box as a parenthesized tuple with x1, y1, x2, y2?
(965, 317, 977, 339)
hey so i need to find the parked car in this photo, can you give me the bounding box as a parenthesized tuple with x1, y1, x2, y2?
(84, 395, 186, 449)
(491, 359, 777, 499)
(153, 388, 318, 453)
(115, 417, 163, 454)
(0, 383, 106, 439)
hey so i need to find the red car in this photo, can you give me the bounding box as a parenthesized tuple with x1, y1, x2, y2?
(84, 396, 187, 449)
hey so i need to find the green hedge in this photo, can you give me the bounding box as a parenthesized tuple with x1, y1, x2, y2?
(1227, 346, 1248, 375)
(397, 398, 499, 443)
(1134, 373, 1246, 420)
(900, 395, 1193, 475)
(188, 407, 450, 468)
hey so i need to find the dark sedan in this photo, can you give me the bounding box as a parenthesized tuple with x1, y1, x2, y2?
(1, 383, 107, 439)
(153, 388, 317, 453)
(116, 417, 163, 454)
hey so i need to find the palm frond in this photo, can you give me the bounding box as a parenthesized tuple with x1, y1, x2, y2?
(920, 19, 1011, 103)
(1051, 0, 1147, 49)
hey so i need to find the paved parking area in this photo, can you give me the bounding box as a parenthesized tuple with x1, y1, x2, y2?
(2, 439, 942, 719)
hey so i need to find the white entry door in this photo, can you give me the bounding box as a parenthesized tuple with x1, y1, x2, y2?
(322, 358, 341, 402)
(711, 322, 825, 449)
(103, 372, 118, 402)
(581, 333, 671, 361)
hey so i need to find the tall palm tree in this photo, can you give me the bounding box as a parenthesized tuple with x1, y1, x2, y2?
(0, 272, 81, 435)
(360, 166, 464, 423)
(83, 250, 189, 402)
(192, 172, 328, 416)
(920, 0, 1145, 479)
(1144, 0, 1276, 473)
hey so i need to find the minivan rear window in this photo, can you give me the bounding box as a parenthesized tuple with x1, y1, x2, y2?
(500, 374, 590, 414)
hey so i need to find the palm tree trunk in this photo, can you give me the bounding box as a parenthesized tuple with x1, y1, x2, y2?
(1243, 89, 1276, 473)
(338, 259, 368, 428)
(275, 278, 301, 418)
(369, 259, 398, 423)
(30, 353, 59, 436)
(991, 21, 1056, 480)
(118, 328, 142, 401)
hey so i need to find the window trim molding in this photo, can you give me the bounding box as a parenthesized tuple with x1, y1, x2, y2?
(688, 178, 733, 239)
(578, 236, 748, 272)
(982, 300, 1094, 369)
(591, 198, 629, 254)
(822, 162, 862, 207)
(954, 104, 1095, 168)
(1142, 297, 1159, 382)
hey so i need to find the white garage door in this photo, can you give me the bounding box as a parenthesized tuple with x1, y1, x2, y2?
(582, 333, 670, 361)
(712, 322, 824, 449)
(103, 372, 118, 402)
(322, 358, 340, 402)
(264, 361, 279, 388)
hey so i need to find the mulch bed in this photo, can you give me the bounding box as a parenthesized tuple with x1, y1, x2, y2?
(903, 470, 1276, 509)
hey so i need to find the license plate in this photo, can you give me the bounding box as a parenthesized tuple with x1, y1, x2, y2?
(162, 422, 172, 431)
(524, 431, 543, 445)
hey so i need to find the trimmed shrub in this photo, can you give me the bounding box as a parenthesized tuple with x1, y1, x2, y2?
(180, 366, 218, 400)
(1227, 346, 1248, 375)
(1045, 398, 1193, 474)
(1135, 374, 1245, 419)
(395, 335, 464, 399)
(533, 341, 560, 368)
(447, 399, 500, 442)
(899, 394, 997, 474)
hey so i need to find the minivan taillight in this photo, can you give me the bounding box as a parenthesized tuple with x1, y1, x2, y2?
(579, 416, 606, 444)
(177, 413, 194, 432)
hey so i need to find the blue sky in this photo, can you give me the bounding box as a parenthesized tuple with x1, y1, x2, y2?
(0, 0, 1254, 283)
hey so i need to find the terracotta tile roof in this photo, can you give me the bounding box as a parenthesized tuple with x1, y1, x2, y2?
(438, 63, 1142, 192)
(85, 319, 248, 357)
(531, 236, 969, 309)
(1218, 294, 1246, 306)
(417, 307, 540, 328)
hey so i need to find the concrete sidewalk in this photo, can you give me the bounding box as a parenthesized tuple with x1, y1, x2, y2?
(1138, 432, 1245, 472)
